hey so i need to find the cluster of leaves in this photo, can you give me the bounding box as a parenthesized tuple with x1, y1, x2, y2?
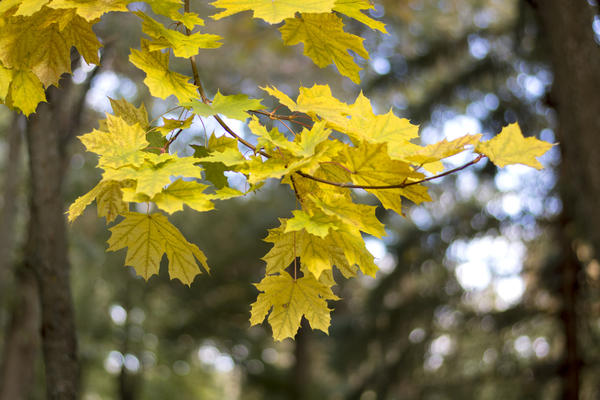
(0, 0, 553, 340)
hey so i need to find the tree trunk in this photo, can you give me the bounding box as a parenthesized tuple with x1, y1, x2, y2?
(25, 84, 79, 399)
(534, 1, 600, 399)
(0, 114, 24, 306)
(0, 267, 41, 400)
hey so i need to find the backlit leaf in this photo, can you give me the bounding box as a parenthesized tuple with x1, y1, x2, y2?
(280, 13, 368, 84)
(210, 0, 335, 24)
(79, 114, 149, 169)
(129, 40, 199, 102)
(250, 272, 339, 341)
(183, 91, 264, 121)
(476, 123, 553, 169)
(107, 212, 209, 285)
(333, 0, 387, 33)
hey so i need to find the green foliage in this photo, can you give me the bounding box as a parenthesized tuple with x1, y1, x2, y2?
(0, 0, 554, 340)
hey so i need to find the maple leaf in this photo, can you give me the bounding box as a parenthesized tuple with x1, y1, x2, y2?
(263, 85, 419, 155)
(398, 134, 482, 171)
(151, 178, 214, 214)
(210, 0, 336, 24)
(0, 65, 11, 101)
(191, 134, 239, 189)
(280, 13, 368, 84)
(11, 0, 50, 16)
(285, 209, 341, 238)
(143, 0, 205, 29)
(4, 70, 46, 116)
(48, 0, 131, 20)
(262, 221, 298, 275)
(107, 212, 209, 285)
(108, 97, 150, 130)
(328, 228, 377, 277)
(129, 40, 199, 103)
(476, 123, 554, 169)
(137, 12, 222, 58)
(307, 194, 386, 238)
(342, 142, 430, 214)
(67, 180, 129, 223)
(250, 272, 339, 341)
(103, 155, 203, 197)
(333, 0, 387, 33)
(79, 114, 149, 169)
(183, 91, 265, 121)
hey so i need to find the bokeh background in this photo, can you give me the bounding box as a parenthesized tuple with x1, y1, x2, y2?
(1, 0, 600, 399)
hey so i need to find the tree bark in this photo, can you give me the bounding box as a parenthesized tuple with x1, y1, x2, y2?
(25, 83, 79, 399)
(0, 267, 41, 400)
(0, 114, 24, 305)
(534, 1, 600, 399)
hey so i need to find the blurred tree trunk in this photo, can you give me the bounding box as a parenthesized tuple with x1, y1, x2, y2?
(0, 114, 41, 400)
(0, 268, 41, 400)
(25, 82, 80, 399)
(534, 1, 600, 399)
(291, 320, 311, 400)
(0, 114, 23, 306)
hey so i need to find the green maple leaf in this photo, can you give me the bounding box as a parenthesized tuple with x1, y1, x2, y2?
(210, 0, 335, 24)
(129, 40, 199, 102)
(333, 0, 387, 33)
(183, 91, 265, 121)
(476, 123, 554, 169)
(250, 271, 339, 341)
(107, 212, 209, 285)
(79, 114, 149, 169)
(280, 13, 369, 84)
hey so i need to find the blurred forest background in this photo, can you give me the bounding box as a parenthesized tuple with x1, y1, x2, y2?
(1, 0, 600, 399)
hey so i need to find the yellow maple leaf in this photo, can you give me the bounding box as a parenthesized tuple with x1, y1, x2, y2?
(210, 0, 335, 24)
(107, 212, 209, 285)
(399, 134, 482, 169)
(262, 220, 298, 275)
(183, 91, 264, 121)
(333, 0, 387, 33)
(0, 64, 12, 101)
(250, 272, 339, 341)
(143, 0, 204, 29)
(108, 97, 150, 129)
(13, 0, 50, 16)
(79, 114, 149, 169)
(67, 180, 129, 223)
(137, 12, 222, 58)
(103, 155, 203, 198)
(129, 40, 199, 102)
(151, 178, 214, 214)
(342, 142, 430, 214)
(280, 13, 368, 84)
(285, 209, 341, 238)
(307, 194, 386, 238)
(48, 0, 131, 20)
(476, 123, 554, 169)
(5, 70, 46, 116)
